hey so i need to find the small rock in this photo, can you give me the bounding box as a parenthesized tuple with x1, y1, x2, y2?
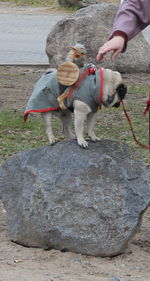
(133, 266, 141, 270)
(111, 277, 120, 281)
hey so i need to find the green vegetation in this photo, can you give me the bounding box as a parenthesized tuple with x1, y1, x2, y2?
(0, 0, 58, 6)
(0, 110, 65, 161)
(0, 84, 149, 165)
(0, 0, 81, 10)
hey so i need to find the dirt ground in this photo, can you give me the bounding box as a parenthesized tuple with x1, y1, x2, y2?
(0, 65, 150, 281)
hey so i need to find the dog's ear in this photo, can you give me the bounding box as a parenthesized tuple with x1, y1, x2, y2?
(116, 83, 127, 100)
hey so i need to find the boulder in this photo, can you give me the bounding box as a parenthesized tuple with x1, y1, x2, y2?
(46, 3, 150, 73)
(0, 140, 149, 257)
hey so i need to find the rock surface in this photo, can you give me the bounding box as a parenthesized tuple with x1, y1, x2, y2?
(46, 4, 150, 73)
(0, 140, 149, 257)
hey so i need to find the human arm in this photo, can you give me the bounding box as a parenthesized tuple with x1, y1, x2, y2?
(97, 35, 126, 61)
(97, 0, 150, 61)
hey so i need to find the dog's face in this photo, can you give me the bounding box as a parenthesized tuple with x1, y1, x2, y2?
(113, 83, 127, 108)
(102, 69, 127, 108)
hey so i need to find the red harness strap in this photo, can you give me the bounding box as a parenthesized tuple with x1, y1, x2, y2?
(67, 67, 104, 106)
(67, 69, 90, 99)
(121, 100, 150, 150)
(99, 67, 104, 109)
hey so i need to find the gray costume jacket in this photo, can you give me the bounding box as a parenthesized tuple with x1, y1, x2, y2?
(24, 68, 102, 119)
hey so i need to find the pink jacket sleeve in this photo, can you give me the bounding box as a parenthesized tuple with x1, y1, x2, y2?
(110, 0, 150, 48)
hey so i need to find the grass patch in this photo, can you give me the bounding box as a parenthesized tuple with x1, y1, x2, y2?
(0, 84, 150, 165)
(0, 0, 81, 10)
(0, 0, 82, 12)
(0, 111, 65, 162)
(96, 85, 150, 165)
(0, 0, 119, 9)
(0, 0, 60, 8)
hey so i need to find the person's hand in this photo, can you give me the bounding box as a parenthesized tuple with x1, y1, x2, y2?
(97, 36, 125, 61)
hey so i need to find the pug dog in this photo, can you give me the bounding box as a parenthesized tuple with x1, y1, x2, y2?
(24, 67, 127, 148)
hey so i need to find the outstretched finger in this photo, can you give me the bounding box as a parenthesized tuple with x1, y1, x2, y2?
(96, 47, 109, 61)
(96, 51, 104, 61)
(111, 49, 121, 61)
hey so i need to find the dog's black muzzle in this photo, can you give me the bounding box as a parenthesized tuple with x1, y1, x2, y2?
(113, 83, 127, 108)
(113, 102, 120, 108)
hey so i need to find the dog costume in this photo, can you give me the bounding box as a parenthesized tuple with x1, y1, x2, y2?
(24, 66, 122, 120)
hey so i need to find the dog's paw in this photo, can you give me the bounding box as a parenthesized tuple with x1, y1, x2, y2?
(78, 139, 89, 148)
(89, 136, 101, 142)
(48, 137, 58, 145)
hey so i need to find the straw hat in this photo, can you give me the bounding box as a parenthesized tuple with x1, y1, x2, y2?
(57, 61, 80, 86)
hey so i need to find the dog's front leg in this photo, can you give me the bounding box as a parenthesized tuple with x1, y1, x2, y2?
(87, 112, 101, 141)
(73, 100, 91, 148)
(42, 112, 57, 145)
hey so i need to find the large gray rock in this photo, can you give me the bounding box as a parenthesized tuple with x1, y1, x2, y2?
(0, 140, 149, 257)
(46, 4, 150, 73)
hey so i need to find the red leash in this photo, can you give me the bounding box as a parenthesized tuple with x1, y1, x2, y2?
(121, 100, 150, 150)
(144, 99, 150, 115)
